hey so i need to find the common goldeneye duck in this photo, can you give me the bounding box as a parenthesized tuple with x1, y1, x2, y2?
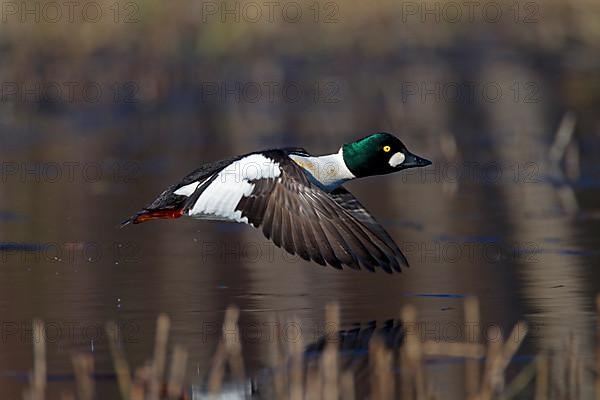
(122, 132, 432, 273)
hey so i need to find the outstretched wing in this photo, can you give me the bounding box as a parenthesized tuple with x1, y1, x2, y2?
(329, 187, 409, 267)
(236, 150, 407, 273)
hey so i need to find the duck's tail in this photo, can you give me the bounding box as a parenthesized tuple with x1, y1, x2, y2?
(120, 208, 185, 228)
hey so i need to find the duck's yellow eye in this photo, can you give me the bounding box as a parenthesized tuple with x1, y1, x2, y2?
(383, 145, 391, 152)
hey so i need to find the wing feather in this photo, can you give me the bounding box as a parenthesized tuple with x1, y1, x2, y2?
(330, 187, 409, 269)
(235, 150, 408, 273)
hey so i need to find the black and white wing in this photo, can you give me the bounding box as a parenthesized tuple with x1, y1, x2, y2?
(329, 187, 409, 267)
(236, 150, 408, 273)
(121, 149, 308, 226)
(121, 155, 242, 226)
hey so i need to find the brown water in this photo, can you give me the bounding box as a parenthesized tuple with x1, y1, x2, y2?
(1, 106, 599, 398)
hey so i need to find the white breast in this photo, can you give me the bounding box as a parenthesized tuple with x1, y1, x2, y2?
(289, 148, 355, 191)
(186, 154, 281, 223)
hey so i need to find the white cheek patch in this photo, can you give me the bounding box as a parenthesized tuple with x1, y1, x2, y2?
(388, 152, 406, 167)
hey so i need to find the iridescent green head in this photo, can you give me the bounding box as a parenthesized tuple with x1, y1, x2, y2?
(342, 132, 432, 178)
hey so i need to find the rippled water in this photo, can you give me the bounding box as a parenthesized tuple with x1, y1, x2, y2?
(1, 104, 599, 398)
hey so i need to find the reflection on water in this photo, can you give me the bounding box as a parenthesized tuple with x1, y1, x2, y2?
(1, 109, 599, 397)
(1, 13, 600, 396)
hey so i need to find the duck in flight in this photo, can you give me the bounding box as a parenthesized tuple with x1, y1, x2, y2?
(122, 132, 432, 273)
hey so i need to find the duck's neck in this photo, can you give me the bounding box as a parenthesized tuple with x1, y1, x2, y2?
(289, 148, 356, 191)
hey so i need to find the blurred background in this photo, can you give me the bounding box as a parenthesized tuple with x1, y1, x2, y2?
(1, 0, 600, 398)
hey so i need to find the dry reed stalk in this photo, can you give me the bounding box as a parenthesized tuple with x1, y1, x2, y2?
(130, 384, 144, 400)
(32, 319, 46, 400)
(324, 303, 340, 346)
(209, 305, 244, 394)
(479, 322, 528, 399)
(501, 322, 528, 370)
(479, 327, 503, 400)
(492, 321, 528, 397)
(105, 321, 132, 400)
(551, 351, 565, 400)
(400, 306, 414, 400)
(269, 314, 286, 399)
(72, 353, 94, 400)
(465, 296, 481, 398)
(223, 306, 245, 381)
(322, 302, 340, 400)
(500, 358, 538, 400)
(535, 354, 549, 400)
(288, 316, 304, 400)
(550, 111, 577, 163)
(399, 349, 412, 400)
(207, 340, 227, 394)
(59, 392, 75, 400)
(567, 333, 578, 400)
(131, 364, 151, 400)
(402, 305, 426, 400)
(413, 345, 426, 399)
(167, 345, 188, 399)
(370, 336, 394, 400)
(149, 314, 171, 400)
(340, 371, 355, 400)
(576, 358, 583, 400)
(596, 294, 600, 400)
(305, 363, 322, 400)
